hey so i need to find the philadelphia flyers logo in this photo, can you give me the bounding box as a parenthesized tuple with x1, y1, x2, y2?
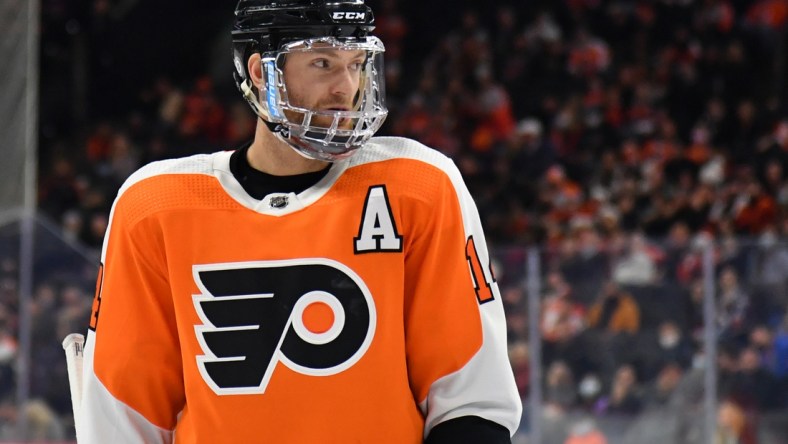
(193, 259, 376, 395)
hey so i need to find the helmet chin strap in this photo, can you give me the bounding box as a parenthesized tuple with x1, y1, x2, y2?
(237, 73, 267, 121)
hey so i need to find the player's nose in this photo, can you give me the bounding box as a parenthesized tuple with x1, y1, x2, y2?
(330, 67, 358, 98)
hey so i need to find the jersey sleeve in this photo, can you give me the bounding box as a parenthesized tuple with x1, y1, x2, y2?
(78, 181, 182, 443)
(402, 159, 522, 439)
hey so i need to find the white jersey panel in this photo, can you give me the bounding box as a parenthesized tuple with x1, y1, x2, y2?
(78, 331, 174, 443)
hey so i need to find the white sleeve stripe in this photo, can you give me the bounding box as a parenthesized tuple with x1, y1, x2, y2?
(78, 331, 175, 444)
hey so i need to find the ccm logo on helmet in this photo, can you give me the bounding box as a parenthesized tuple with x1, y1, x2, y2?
(192, 259, 376, 395)
(332, 11, 366, 20)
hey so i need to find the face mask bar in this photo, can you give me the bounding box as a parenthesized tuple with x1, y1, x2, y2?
(260, 36, 388, 161)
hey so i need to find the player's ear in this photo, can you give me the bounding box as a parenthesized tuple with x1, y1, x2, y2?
(247, 53, 263, 90)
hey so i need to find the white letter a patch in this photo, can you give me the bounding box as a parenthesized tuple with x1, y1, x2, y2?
(354, 185, 403, 253)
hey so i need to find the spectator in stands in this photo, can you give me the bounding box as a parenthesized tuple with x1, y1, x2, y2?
(541, 360, 576, 444)
(584, 280, 640, 377)
(731, 346, 782, 410)
(564, 417, 609, 444)
(749, 326, 777, 370)
(611, 232, 659, 286)
(504, 286, 529, 342)
(557, 223, 608, 306)
(595, 364, 643, 415)
(83, 212, 109, 253)
(716, 266, 752, 343)
(587, 280, 640, 335)
(567, 27, 611, 79)
(469, 65, 516, 153)
(750, 324, 788, 408)
(642, 361, 684, 408)
(732, 180, 777, 235)
(0, 309, 16, 402)
(773, 314, 788, 382)
(55, 285, 91, 345)
(29, 285, 58, 359)
(659, 320, 694, 365)
(717, 343, 742, 400)
(545, 360, 577, 412)
(639, 320, 695, 381)
(716, 399, 757, 444)
(541, 271, 585, 345)
(662, 223, 692, 284)
(774, 314, 788, 416)
(61, 210, 84, 246)
(0, 398, 17, 439)
(717, 225, 749, 277)
(540, 270, 589, 375)
(541, 165, 584, 223)
(576, 373, 603, 411)
(502, 118, 557, 202)
(38, 158, 81, 223)
(106, 131, 141, 186)
(755, 227, 788, 323)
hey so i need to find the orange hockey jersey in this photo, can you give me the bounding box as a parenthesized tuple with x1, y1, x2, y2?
(79, 136, 521, 443)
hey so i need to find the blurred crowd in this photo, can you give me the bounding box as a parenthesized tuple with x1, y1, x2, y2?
(4, 0, 788, 441)
(499, 240, 788, 443)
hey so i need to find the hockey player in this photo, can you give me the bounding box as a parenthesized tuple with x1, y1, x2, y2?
(78, 0, 522, 442)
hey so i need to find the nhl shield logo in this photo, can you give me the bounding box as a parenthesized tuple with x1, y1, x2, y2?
(270, 195, 289, 209)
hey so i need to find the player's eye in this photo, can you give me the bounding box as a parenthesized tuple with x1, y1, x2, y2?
(349, 60, 364, 72)
(312, 58, 330, 69)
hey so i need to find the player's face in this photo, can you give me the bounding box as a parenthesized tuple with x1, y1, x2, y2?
(282, 47, 365, 129)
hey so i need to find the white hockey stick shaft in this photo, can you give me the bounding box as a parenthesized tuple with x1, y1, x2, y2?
(62, 333, 85, 435)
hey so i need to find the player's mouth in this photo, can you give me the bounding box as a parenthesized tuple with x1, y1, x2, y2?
(324, 107, 353, 127)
